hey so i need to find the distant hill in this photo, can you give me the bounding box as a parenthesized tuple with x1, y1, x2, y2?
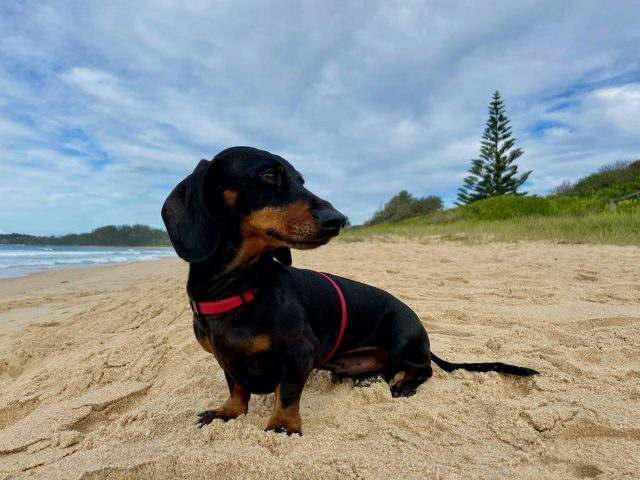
(0, 224, 170, 247)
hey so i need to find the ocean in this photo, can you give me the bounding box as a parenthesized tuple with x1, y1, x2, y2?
(0, 244, 176, 279)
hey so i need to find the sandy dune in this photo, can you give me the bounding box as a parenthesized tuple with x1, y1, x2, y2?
(0, 239, 639, 479)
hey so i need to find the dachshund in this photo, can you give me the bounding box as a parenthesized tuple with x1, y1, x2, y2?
(161, 146, 537, 435)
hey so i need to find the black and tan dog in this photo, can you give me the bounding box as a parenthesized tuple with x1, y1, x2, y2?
(162, 146, 537, 435)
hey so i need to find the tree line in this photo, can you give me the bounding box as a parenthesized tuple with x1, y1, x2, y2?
(0, 224, 170, 247)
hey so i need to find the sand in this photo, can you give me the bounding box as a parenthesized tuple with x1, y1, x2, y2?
(0, 239, 639, 479)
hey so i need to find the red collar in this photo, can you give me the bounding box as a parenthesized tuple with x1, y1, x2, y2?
(190, 289, 257, 315)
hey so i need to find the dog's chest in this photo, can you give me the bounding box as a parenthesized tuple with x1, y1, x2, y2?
(209, 326, 283, 393)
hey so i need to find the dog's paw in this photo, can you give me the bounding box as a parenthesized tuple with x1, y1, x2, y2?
(352, 373, 385, 388)
(196, 409, 237, 428)
(265, 424, 302, 436)
(390, 382, 417, 398)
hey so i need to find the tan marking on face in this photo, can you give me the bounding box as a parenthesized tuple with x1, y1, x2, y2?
(249, 202, 317, 238)
(246, 334, 271, 354)
(217, 383, 251, 418)
(197, 335, 214, 354)
(229, 202, 318, 269)
(223, 189, 238, 206)
(266, 385, 302, 434)
(245, 206, 288, 234)
(282, 202, 316, 236)
(226, 210, 284, 270)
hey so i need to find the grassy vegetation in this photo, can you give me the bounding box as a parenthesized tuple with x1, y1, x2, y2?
(343, 212, 640, 245)
(345, 160, 640, 246)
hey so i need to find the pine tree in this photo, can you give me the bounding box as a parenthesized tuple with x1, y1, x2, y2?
(457, 91, 531, 205)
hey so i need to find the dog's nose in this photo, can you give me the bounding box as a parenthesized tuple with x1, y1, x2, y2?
(313, 209, 347, 235)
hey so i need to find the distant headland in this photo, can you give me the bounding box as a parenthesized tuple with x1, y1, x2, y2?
(0, 224, 170, 247)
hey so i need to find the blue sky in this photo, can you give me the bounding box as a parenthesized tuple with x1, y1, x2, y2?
(1, 1, 639, 235)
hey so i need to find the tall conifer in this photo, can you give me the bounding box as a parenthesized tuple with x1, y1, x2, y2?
(457, 91, 531, 204)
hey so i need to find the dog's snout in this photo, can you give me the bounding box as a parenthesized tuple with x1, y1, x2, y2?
(313, 209, 347, 235)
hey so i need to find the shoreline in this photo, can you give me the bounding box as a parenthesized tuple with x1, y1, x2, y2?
(0, 255, 175, 281)
(0, 244, 175, 281)
(0, 255, 179, 285)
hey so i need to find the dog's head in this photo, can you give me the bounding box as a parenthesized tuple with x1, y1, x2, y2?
(161, 146, 347, 265)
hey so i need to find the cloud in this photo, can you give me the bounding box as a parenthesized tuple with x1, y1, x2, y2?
(592, 84, 640, 134)
(0, 0, 639, 234)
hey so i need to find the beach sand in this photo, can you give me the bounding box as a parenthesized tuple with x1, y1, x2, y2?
(0, 239, 638, 479)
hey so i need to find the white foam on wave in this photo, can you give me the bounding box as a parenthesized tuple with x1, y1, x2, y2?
(0, 246, 175, 278)
(0, 250, 137, 258)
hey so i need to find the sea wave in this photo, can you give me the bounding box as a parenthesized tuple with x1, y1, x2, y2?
(0, 250, 170, 258)
(0, 245, 175, 278)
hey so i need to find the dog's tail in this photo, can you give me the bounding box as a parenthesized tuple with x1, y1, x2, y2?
(430, 352, 538, 376)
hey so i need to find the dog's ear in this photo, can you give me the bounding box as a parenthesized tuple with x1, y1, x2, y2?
(161, 160, 219, 263)
(271, 247, 292, 266)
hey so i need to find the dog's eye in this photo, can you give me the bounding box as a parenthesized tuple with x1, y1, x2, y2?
(260, 171, 280, 186)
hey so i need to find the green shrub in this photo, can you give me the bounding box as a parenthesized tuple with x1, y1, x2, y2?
(554, 159, 640, 199)
(461, 195, 553, 221)
(616, 198, 640, 215)
(406, 207, 465, 225)
(547, 195, 607, 215)
(366, 191, 443, 225)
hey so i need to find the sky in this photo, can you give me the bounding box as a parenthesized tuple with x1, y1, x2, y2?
(1, 0, 639, 235)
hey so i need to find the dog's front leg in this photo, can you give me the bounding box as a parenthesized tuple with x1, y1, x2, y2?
(266, 345, 314, 435)
(197, 371, 250, 427)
